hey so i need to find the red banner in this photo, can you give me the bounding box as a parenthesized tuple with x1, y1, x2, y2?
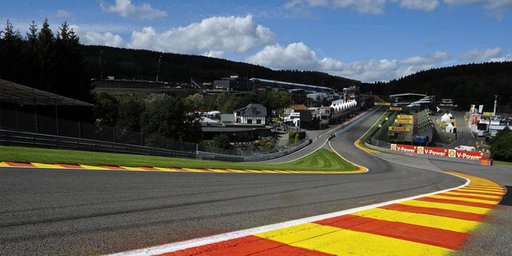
(390, 144, 417, 153)
(455, 150, 484, 160)
(423, 147, 448, 157)
(390, 144, 483, 160)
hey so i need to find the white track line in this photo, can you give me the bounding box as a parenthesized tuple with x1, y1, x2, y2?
(110, 173, 469, 256)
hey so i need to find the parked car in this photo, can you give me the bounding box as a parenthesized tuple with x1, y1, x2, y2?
(454, 145, 476, 151)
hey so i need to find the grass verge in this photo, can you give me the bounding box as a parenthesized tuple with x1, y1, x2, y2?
(0, 146, 358, 171)
(494, 160, 512, 166)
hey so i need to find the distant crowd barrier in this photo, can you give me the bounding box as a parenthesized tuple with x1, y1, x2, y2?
(390, 143, 487, 161)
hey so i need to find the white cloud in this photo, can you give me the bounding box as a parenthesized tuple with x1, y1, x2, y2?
(204, 50, 225, 58)
(247, 42, 454, 82)
(306, 0, 388, 14)
(285, 0, 512, 15)
(70, 25, 126, 47)
(461, 47, 503, 62)
(248, 42, 512, 82)
(55, 9, 73, 18)
(101, 0, 167, 19)
(127, 15, 275, 54)
(444, 0, 512, 19)
(392, 0, 440, 11)
(246, 42, 319, 70)
(83, 31, 126, 47)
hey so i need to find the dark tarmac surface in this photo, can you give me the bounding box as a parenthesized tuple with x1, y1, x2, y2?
(0, 109, 491, 256)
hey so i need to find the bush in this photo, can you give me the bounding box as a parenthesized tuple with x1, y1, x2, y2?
(289, 131, 306, 145)
(490, 127, 512, 162)
(212, 134, 231, 150)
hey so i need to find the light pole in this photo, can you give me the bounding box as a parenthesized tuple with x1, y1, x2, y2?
(493, 95, 498, 115)
(156, 55, 162, 82)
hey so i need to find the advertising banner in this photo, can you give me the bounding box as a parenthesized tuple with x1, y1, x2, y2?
(375, 102, 391, 106)
(394, 119, 413, 124)
(390, 144, 483, 161)
(455, 150, 484, 160)
(388, 126, 411, 132)
(390, 144, 417, 153)
(397, 115, 413, 119)
(389, 107, 402, 111)
(423, 147, 448, 157)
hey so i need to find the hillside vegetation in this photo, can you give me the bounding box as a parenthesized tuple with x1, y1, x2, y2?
(81, 45, 362, 91)
(372, 62, 512, 111)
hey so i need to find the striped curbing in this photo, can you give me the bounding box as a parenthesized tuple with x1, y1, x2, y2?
(111, 172, 505, 256)
(0, 161, 367, 175)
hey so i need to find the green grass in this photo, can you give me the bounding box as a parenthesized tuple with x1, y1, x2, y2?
(358, 110, 390, 145)
(494, 160, 512, 166)
(0, 146, 358, 171)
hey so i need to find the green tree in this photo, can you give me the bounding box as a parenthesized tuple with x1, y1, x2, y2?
(490, 127, 512, 162)
(0, 20, 23, 81)
(141, 95, 202, 143)
(118, 99, 145, 132)
(212, 134, 231, 149)
(94, 93, 120, 127)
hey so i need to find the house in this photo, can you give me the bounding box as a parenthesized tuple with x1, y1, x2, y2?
(233, 104, 267, 125)
(284, 105, 313, 127)
(310, 106, 332, 120)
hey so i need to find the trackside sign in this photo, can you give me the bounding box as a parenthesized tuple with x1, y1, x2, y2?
(390, 144, 484, 161)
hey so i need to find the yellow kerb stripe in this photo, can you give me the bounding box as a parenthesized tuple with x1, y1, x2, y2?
(153, 167, 181, 172)
(351, 208, 480, 233)
(430, 194, 500, 204)
(31, 163, 65, 169)
(443, 191, 502, 200)
(182, 168, 206, 173)
(79, 164, 108, 170)
(456, 189, 504, 196)
(400, 200, 491, 215)
(256, 223, 451, 256)
(120, 166, 146, 171)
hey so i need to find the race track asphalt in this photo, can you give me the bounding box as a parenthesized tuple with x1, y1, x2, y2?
(0, 109, 466, 255)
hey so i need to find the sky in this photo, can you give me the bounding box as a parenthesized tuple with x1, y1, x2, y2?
(1, 0, 511, 82)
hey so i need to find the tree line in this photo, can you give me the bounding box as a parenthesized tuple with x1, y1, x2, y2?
(371, 62, 512, 112)
(80, 45, 362, 92)
(94, 90, 292, 143)
(0, 19, 90, 102)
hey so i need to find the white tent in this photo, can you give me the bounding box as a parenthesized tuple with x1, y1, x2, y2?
(441, 113, 451, 123)
(445, 122, 454, 133)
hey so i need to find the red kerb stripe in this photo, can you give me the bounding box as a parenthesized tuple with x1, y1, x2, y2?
(160, 235, 333, 256)
(316, 215, 469, 250)
(381, 204, 486, 221)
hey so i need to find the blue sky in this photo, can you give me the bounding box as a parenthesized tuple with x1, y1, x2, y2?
(1, 0, 511, 82)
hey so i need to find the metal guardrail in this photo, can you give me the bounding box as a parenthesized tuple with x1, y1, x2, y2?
(197, 138, 312, 162)
(0, 129, 312, 162)
(0, 129, 196, 159)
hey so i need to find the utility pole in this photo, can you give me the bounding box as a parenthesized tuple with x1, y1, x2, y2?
(156, 55, 162, 82)
(99, 50, 103, 80)
(493, 95, 498, 115)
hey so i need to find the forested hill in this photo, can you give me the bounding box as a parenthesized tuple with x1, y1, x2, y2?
(80, 45, 362, 91)
(372, 62, 512, 111)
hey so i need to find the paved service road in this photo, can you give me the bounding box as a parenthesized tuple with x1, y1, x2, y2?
(0, 109, 468, 255)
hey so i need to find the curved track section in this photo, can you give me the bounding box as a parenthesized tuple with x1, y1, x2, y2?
(0, 109, 464, 255)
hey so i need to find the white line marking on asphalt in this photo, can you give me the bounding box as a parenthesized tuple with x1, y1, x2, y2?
(110, 173, 469, 256)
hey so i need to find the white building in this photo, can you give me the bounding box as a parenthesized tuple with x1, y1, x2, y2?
(233, 104, 267, 125)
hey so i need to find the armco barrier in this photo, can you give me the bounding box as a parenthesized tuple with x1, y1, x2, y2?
(197, 138, 312, 162)
(0, 129, 196, 158)
(0, 129, 312, 162)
